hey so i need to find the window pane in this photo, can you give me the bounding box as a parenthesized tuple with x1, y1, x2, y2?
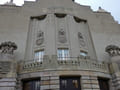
(34, 50, 44, 62)
(80, 51, 87, 57)
(57, 49, 69, 60)
(61, 80, 67, 88)
(73, 80, 78, 88)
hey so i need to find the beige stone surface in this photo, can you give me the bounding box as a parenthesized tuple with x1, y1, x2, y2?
(0, 0, 120, 90)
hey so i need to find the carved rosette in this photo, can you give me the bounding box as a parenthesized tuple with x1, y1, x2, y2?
(105, 45, 120, 57)
(36, 30, 44, 45)
(58, 28, 67, 43)
(78, 32, 85, 47)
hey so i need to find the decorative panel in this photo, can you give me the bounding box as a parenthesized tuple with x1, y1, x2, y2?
(55, 13, 67, 44)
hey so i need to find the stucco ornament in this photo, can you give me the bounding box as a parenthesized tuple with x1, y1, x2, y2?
(58, 28, 67, 43)
(78, 32, 85, 47)
(74, 16, 87, 23)
(54, 13, 67, 18)
(36, 30, 44, 45)
(105, 45, 120, 56)
(0, 41, 17, 54)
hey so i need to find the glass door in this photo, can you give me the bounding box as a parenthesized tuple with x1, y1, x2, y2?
(23, 79, 40, 90)
(98, 78, 109, 90)
(60, 77, 81, 90)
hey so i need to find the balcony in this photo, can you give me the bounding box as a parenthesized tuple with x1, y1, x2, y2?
(18, 55, 109, 74)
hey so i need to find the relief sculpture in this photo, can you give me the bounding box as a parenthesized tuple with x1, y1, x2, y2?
(58, 28, 67, 43)
(0, 41, 17, 55)
(78, 32, 85, 47)
(36, 30, 44, 45)
(0, 41, 17, 60)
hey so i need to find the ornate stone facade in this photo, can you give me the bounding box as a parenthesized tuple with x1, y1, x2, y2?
(0, 0, 120, 90)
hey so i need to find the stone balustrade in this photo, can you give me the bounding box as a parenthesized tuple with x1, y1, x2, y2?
(23, 60, 43, 70)
(19, 55, 109, 74)
(58, 58, 108, 73)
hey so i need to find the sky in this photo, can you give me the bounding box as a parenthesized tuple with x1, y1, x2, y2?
(0, 0, 120, 23)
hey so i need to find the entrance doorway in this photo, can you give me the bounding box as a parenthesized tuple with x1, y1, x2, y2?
(23, 78, 40, 90)
(60, 76, 81, 90)
(98, 77, 109, 90)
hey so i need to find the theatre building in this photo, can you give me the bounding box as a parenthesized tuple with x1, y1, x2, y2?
(0, 0, 120, 90)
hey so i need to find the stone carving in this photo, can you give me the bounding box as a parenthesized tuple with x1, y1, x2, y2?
(0, 41, 17, 55)
(58, 28, 67, 43)
(78, 32, 85, 47)
(0, 61, 11, 74)
(31, 15, 47, 20)
(78, 32, 83, 39)
(105, 45, 120, 56)
(36, 30, 44, 45)
(73, 16, 87, 23)
(54, 13, 67, 18)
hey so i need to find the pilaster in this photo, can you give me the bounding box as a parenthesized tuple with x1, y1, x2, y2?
(81, 75, 100, 90)
(106, 45, 120, 90)
(41, 76, 59, 90)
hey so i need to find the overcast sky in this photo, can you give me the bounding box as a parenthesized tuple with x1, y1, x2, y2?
(0, 0, 120, 23)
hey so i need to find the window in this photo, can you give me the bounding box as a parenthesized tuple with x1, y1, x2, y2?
(57, 49, 69, 60)
(34, 50, 44, 62)
(61, 80, 67, 88)
(73, 80, 79, 88)
(80, 50, 88, 57)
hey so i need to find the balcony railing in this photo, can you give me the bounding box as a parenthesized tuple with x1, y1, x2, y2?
(19, 56, 109, 74)
(22, 59, 43, 71)
(58, 58, 108, 73)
